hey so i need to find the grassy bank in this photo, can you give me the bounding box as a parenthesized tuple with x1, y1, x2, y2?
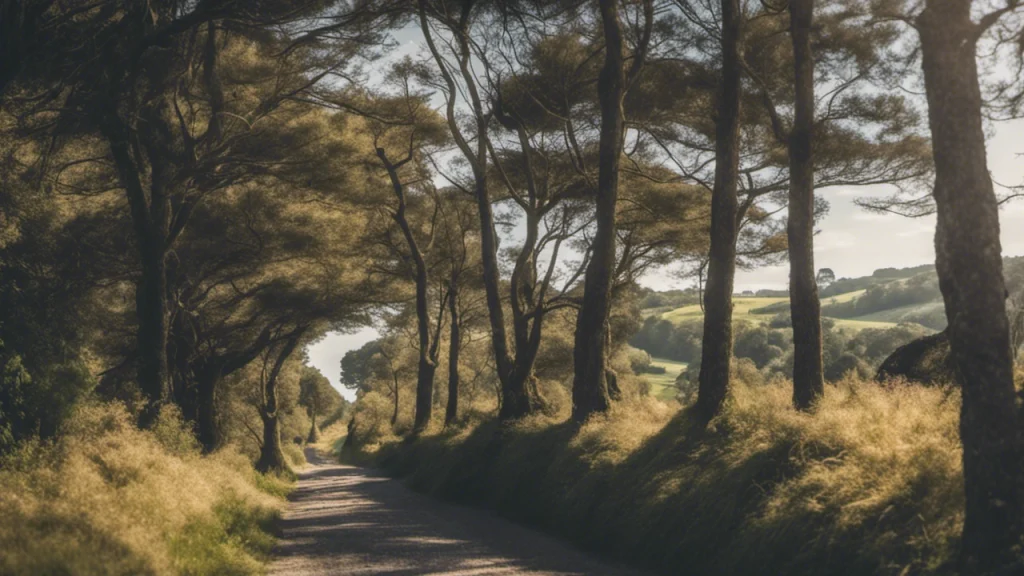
(0, 403, 292, 576)
(347, 377, 963, 575)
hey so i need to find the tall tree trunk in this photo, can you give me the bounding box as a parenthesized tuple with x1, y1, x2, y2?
(572, 0, 626, 423)
(417, 1, 524, 420)
(917, 2, 1022, 570)
(786, 0, 824, 410)
(307, 410, 319, 444)
(122, 186, 171, 423)
(255, 330, 304, 474)
(445, 281, 461, 427)
(483, 178, 533, 420)
(256, 413, 285, 474)
(196, 366, 221, 452)
(413, 355, 436, 432)
(378, 149, 436, 433)
(391, 378, 400, 427)
(696, 0, 743, 422)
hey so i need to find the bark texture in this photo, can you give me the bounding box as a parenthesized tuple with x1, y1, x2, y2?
(571, 0, 626, 423)
(696, 0, 743, 422)
(256, 330, 304, 474)
(445, 281, 461, 427)
(917, 1, 1023, 570)
(786, 0, 824, 410)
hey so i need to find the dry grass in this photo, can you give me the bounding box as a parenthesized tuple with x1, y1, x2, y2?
(0, 403, 290, 576)
(351, 376, 964, 575)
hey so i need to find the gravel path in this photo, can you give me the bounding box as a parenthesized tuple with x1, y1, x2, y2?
(269, 449, 649, 575)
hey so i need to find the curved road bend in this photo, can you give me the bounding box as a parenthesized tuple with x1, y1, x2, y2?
(270, 449, 649, 576)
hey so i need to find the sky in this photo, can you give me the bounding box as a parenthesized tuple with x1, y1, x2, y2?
(306, 26, 1024, 400)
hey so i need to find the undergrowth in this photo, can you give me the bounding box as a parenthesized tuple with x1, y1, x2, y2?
(0, 403, 291, 576)
(348, 376, 963, 575)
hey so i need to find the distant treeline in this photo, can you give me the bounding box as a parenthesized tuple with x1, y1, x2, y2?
(629, 316, 932, 383)
(820, 274, 942, 323)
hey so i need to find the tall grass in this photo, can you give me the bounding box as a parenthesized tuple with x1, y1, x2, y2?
(351, 376, 964, 575)
(0, 403, 290, 576)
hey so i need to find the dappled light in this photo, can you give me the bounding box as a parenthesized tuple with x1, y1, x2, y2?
(2, 0, 1023, 574)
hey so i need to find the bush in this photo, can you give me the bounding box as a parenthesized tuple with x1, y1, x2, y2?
(351, 376, 963, 575)
(0, 402, 287, 576)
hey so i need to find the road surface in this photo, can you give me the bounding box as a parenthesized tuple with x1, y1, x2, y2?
(270, 450, 648, 575)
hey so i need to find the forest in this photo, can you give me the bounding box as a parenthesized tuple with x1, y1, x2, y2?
(1, 0, 1023, 575)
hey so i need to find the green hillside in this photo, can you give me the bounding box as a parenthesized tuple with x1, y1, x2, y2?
(645, 357, 688, 401)
(628, 265, 956, 398)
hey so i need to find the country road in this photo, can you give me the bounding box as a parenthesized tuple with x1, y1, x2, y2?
(270, 450, 649, 576)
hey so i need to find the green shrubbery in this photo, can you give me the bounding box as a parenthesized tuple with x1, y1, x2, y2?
(349, 376, 963, 575)
(0, 402, 290, 575)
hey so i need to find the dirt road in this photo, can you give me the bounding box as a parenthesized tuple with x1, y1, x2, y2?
(270, 450, 648, 575)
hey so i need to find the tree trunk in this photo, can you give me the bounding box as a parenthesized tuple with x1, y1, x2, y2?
(99, 70, 175, 424)
(696, 0, 743, 422)
(917, 2, 1023, 570)
(255, 412, 286, 474)
(477, 176, 527, 420)
(787, 0, 824, 410)
(571, 0, 626, 423)
(135, 215, 171, 422)
(196, 367, 220, 453)
(391, 381, 399, 427)
(378, 149, 435, 433)
(255, 330, 304, 474)
(604, 322, 622, 401)
(307, 411, 319, 444)
(413, 355, 436, 433)
(445, 281, 461, 427)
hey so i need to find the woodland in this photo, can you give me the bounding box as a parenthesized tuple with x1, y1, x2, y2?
(1, 0, 1024, 574)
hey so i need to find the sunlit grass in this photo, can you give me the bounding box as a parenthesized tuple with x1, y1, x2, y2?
(354, 376, 963, 575)
(658, 290, 897, 332)
(643, 357, 687, 401)
(0, 403, 290, 576)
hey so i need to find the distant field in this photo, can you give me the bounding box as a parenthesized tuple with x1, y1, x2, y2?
(848, 301, 946, 325)
(655, 289, 898, 332)
(644, 357, 688, 401)
(661, 297, 787, 324)
(829, 318, 902, 331)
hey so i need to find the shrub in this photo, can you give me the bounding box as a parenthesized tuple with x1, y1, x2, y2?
(352, 376, 963, 575)
(0, 402, 287, 575)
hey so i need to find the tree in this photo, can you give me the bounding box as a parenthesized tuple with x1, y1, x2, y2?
(696, 0, 743, 422)
(433, 191, 481, 426)
(912, 0, 1023, 569)
(571, 0, 654, 423)
(786, 0, 824, 410)
(341, 340, 382, 395)
(13, 1, 387, 424)
(815, 268, 836, 289)
(416, 1, 599, 420)
(298, 366, 341, 443)
(417, 0, 524, 418)
(350, 82, 450, 434)
(254, 327, 306, 474)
